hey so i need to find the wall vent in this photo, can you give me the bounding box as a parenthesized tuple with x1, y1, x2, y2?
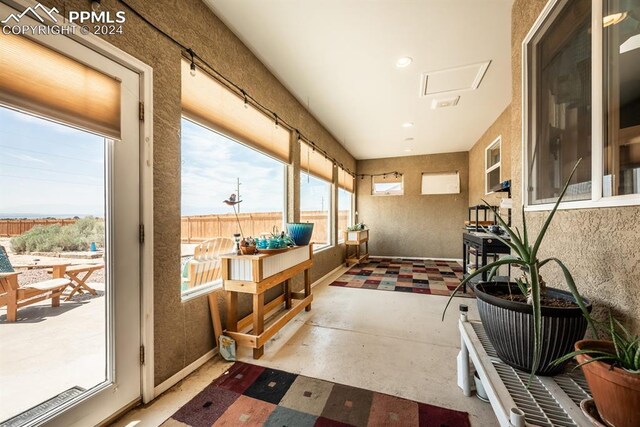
(420, 61, 491, 97)
(431, 96, 460, 109)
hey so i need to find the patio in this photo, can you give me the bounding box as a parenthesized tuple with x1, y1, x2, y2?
(0, 241, 106, 423)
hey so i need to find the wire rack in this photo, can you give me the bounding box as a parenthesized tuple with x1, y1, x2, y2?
(470, 322, 592, 427)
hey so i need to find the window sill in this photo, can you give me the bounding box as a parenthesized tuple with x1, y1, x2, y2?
(525, 194, 640, 212)
(312, 244, 333, 254)
(181, 279, 223, 302)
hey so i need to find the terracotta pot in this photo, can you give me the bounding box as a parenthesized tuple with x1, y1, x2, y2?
(575, 340, 640, 427)
(240, 245, 257, 255)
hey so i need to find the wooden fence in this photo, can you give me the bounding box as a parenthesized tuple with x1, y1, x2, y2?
(181, 211, 349, 244)
(0, 218, 78, 237)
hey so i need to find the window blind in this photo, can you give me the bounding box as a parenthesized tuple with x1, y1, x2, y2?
(181, 60, 291, 163)
(338, 166, 354, 192)
(0, 34, 121, 139)
(421, 172, 460, 194)
(300, 141, 333, 182)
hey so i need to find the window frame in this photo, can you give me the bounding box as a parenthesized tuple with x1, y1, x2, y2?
(179, 116, 288, 301)
(371, 175, 404, 196)
(522, 0, 640, 211)
(485, 136, 502, 195)
(337, 187, 354, 243)
(300, 171, 333, 252)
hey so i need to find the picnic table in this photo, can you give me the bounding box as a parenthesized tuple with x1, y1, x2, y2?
(13, 262, 104, 301)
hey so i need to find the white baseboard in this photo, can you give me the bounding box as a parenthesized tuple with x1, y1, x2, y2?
(153, 348, 218, 397)
(370, 255, 464, 263)
(312, 264, 347, 288)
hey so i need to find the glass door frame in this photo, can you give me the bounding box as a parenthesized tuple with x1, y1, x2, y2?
(0, 0, 155, 423)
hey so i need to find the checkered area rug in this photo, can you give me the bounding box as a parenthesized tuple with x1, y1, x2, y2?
(163, 362, 470, 426)
(330, 258, 474, 298)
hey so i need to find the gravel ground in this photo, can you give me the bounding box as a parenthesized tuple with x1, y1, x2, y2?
(1, 237, 104, 288)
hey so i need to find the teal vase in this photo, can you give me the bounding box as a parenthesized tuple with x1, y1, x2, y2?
(286, 223, 314, 246)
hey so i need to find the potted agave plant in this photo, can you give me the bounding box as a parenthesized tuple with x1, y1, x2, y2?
(552, 313, 640, 427)
(443, 160, 594, 379)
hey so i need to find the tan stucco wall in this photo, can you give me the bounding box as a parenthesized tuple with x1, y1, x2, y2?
(356, 153, 469, 259)
(507, 0, 640, 332)
(39, 0, 355, 385)
(468, 106, 511, 206)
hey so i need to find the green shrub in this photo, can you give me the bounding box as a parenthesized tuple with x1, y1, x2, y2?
(10, 217, 105, 254)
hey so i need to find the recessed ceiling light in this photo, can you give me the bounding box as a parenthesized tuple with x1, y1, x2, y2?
(402, 122, 414, 128)
(603, 12, 627, 27)
(404, 148, 413, 153)
(396, 57, 413, 68)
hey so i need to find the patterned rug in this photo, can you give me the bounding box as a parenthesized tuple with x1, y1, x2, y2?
(163, 362, 470, 427)
(330, 258, 474, 298)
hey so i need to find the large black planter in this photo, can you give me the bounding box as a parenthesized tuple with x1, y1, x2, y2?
(474, 282, 591, 376)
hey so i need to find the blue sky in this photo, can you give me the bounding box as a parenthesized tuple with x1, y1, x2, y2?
(0, 109, 349, 218)
(182, 118, 341, 216)
(0, 107, 105, 217)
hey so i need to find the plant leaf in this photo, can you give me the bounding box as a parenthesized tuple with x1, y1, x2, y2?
(481, 224, 522, 256)
(441, 258, 527, 321)
(551, 349, 616, 366)
(542, 257, 597, 338)
(521, 208, 529, 250)
(482, 199, 530, 263)
(527, 264, 542, 387)
(576, 355, 618, 369)
(531, 159, 581, 260)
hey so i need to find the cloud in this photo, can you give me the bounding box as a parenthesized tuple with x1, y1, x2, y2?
(6, 152, 50, 165)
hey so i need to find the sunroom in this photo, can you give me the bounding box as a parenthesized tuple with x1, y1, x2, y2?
(0, 0, 639, 426)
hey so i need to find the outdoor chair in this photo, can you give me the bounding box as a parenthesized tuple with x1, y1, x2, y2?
(0, 246, 71, 322)
(182, 238, 235, 344)
(182, 238, 235, 290)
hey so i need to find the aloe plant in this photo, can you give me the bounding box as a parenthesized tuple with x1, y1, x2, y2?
(443, 159, 596, 381)
(553, 312, 640, 374)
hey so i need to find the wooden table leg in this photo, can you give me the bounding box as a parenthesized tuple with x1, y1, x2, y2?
(253, 293, 265, 359)
(304, 268, 311, 312)
(226, 291, 238, 332)
(208, 291, 223, 346)
(284, 279, 292, 309)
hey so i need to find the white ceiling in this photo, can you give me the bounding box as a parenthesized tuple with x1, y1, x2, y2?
(205, 0, 513, 160)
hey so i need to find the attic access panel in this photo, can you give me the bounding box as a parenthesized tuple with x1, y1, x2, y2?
(421, 61, 491, 96)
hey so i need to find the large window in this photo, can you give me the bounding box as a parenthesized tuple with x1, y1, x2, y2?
(180, 118, 286, 298)
(300, 172, 332, 251)
(604, 0, 640, 196)
(525, 0, 640, 208)
(338, 188, 353, 241)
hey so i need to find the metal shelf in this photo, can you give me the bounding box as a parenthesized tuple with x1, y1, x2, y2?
(458, 317, 592, 426)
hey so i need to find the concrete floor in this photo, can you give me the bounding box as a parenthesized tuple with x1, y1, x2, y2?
(0, 283, 106, 422)
(115, 266, 497, 426)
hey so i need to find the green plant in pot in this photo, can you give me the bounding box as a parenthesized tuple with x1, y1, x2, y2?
(443, 160, 595, 380)
(552, 313, 640, 427)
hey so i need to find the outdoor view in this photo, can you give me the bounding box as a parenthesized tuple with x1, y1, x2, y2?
(0, 106, 108, 423)
(180, 119, 352, 294)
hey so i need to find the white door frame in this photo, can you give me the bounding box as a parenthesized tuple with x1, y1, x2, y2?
(2, 0, 156, 408)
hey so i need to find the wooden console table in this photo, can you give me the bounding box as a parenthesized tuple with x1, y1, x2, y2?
(221, 245, 313, 359)
(344, 229, 369, 266)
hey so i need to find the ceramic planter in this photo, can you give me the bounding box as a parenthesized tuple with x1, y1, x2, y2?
(286, 222, 314, 246)
(474, 282, 591, 375)
(575, 340, 640, 427)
